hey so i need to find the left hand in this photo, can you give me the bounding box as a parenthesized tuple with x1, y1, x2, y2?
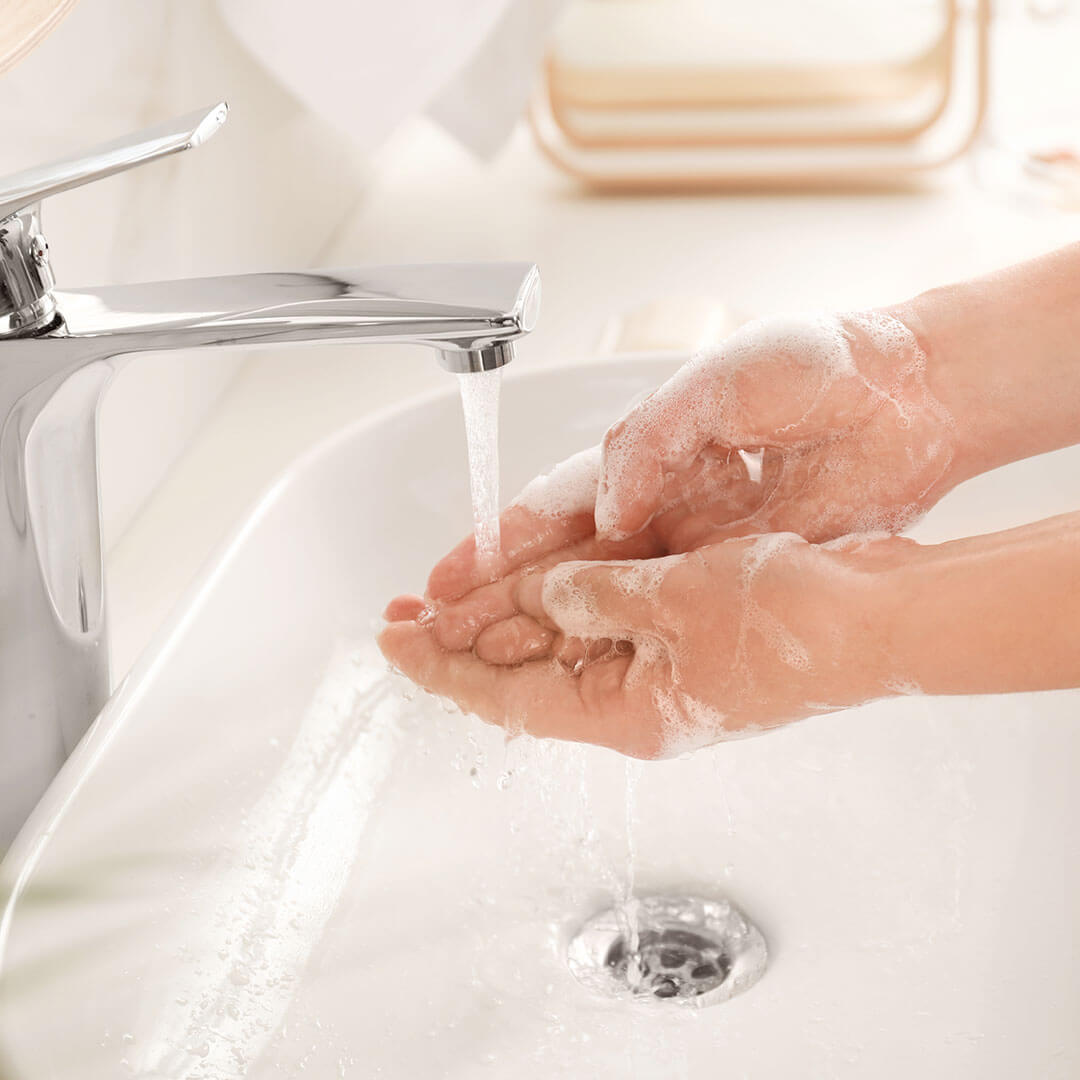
(380, 531, 894, 758)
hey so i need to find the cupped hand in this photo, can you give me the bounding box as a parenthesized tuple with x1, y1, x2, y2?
(379, 308, 950, 752)
(380, 532, 896, 758)
(423, 430, 769, 607)
(403, 443, 763, 668)
(423, 309, 956, 613)
(595, 310, 957, 547)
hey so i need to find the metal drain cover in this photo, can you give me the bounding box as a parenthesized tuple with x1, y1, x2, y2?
(566, 895, 767, 1007)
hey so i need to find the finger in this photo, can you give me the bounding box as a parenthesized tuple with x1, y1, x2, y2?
(433, 529, 665, 648)
(383, 594, 428, 621)
(513, 571, 547, 621)
(655, 444, 753, 514)
(427, 447, 604, 601)
(542, 558, 678, 640)
(377, 620, 647, 749)
(474, 615, 555, 665)
(432, 579, 517, 651)
(585, 638, 615, 663)
(427, 504, 595, 601)
(675, 434, 918, 547)
(649, 447, 774, 552)
(596, 363, 718, 541)
(663, 512, 770, 552)
(555, 635, 587, 672)
(659, 448, 814, 549)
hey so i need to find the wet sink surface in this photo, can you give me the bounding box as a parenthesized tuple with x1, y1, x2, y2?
(2, 357, 1080, 1078)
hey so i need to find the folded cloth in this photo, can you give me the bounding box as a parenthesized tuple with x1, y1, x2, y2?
(216, 0, 567, 157)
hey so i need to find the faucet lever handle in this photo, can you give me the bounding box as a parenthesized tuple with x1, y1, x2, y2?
(0, 101, 228, 223)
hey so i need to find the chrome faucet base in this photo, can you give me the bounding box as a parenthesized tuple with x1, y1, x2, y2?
(0, 105, 539, 850)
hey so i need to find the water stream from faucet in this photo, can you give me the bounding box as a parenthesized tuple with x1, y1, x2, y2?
(457, 370, 503, 566)
(455, 375, 653, 991)
(617, 761, 644, 988)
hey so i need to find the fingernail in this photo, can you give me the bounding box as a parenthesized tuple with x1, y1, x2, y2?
(585, 638, 613, 662)
(593, 498, 623, 540)
(514, 573, 546, 618)
(520, 630, 556, 660)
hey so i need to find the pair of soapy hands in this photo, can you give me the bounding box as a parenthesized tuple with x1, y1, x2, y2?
(380, 311, 956, 758)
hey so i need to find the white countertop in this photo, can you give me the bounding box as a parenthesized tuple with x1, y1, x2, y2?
(106, 118, 1080, 679)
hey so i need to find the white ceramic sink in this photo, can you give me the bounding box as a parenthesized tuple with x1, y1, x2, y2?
(1, 356, 1079, 1078)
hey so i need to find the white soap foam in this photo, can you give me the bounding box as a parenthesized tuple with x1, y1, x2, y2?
(513, 445, 600, 519)
(652, 686, 770, 757)
(747, 604, 813, 672)
(884, 677, 925, 696)
(608, 561, 665, 600)
(848, 310, 925, 377)
(729, 534, 816, 694)
(541, 556, 679, 640)
(848, 501, 923, 536)
(652, 687, 723, 755)
(739, 530, 790, 577)
(821, 531, 895, 553)
(718, 311, 856, 379)
(631, 633, 667, 665)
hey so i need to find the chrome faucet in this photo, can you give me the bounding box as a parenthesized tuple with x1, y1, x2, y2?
(0, 103, 540, 850)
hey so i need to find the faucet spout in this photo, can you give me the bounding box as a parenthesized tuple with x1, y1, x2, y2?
(52, 263, 540, 364)
(0, 103, 542, 851)
(0, 260, 539, 851)
(439, 341, 516, 374)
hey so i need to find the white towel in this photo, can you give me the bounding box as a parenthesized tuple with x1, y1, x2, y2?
(216, 0, 567, 157)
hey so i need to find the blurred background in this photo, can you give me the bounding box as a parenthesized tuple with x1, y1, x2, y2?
(2, 0, 1079, 675)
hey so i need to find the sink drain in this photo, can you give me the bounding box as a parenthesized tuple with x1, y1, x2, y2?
(566, 895, 767, 1007)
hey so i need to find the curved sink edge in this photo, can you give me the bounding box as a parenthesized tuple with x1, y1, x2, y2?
(0, 352, 682, 922)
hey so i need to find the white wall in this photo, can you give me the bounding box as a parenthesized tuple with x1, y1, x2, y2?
(0, 0, 370, 550)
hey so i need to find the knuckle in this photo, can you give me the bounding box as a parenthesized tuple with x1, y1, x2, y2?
(433, 607, 476, 650)
(602, 413, 637, 458)
(655, 554, 696, 607)
(603, 418, 627, 447)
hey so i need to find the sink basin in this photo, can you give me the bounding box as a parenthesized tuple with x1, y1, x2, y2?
(2, 356, 1079, 1078)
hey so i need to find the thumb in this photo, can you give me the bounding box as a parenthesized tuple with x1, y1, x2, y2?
(595, 365, 715, 541)
(542, 558, 674, 640)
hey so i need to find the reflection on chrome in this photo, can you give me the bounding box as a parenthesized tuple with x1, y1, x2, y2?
(0, 102, 539, 850)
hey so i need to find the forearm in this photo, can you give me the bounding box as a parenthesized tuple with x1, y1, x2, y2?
(870, 511, 1080, 696)
(891, 243, 1080, 484)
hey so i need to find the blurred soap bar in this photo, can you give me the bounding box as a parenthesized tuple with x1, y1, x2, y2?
(596, 296, 744, 355)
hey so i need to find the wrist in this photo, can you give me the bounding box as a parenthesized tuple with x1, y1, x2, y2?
(845, 535, 932, 697)
(861, 512, 1080, 697)
(884, 290, 997, 489)
(888, 243, 1080, 483)
(796, 539, 918, 707)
